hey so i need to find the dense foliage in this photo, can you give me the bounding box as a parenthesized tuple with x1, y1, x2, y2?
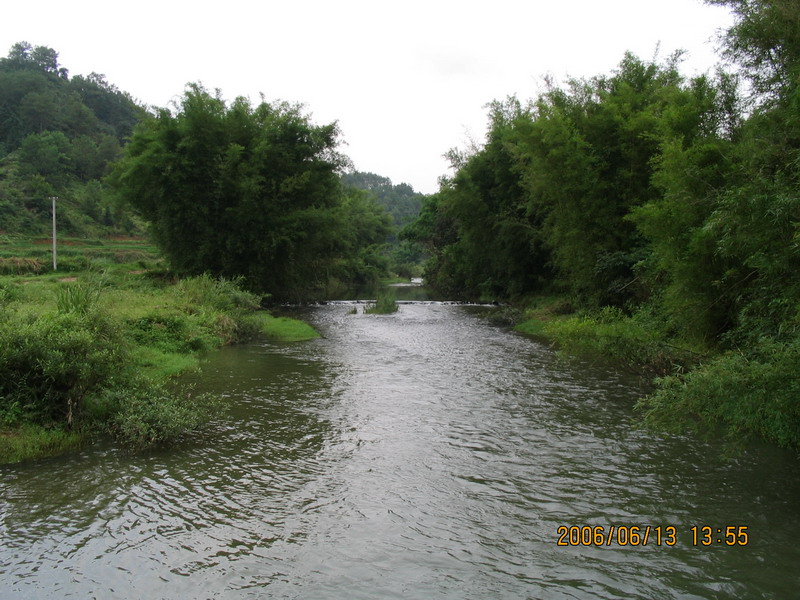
(341, 171, 423, 231)
(342, 171, 425, 277)
(111, 86, 391, 299)
(0, 42, 146, 235)
(404, 0, 800, 447)
(0, 262, 322, 461)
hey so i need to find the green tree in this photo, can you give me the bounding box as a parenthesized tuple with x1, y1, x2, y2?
(111, 84, 354, 298)
(331, 187, 393, 285)
(402, 98, 549, 300)
(637, 0, 800, 447)
(627, 72, 743, 341)
(515, 54, 687, 305)
(17, 130, 72, 186)
(707, 0, 800, 99)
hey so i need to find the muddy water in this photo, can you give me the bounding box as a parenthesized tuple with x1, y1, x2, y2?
(2, 302, 800, 599)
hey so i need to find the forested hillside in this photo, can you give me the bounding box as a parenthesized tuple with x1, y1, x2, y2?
(341, 171, 423, 231)
(0, 42, 147, 235)
(341, 171, 425, 277)
(403, 0, 800, 447)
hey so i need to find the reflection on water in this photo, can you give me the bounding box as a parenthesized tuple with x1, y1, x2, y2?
(2, 303, 800, 599)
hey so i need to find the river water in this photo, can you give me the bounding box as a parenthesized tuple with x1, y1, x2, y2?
(2, 300, 800, 599)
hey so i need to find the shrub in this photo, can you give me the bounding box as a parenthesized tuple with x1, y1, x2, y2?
(106, 380, 222, 449)
(177, 274, 260, 311)
(0, 310, 127, 427)
(127, 312, 215, 354)
(639, 340, 800, 448)
(0, 281, 22, 305)
(365, 291, 399, 314)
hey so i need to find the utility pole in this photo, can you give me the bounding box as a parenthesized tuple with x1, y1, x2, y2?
(51, 196, 57, 271)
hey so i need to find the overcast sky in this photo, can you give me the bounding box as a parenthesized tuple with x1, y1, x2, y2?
(2, 0, 734, 194)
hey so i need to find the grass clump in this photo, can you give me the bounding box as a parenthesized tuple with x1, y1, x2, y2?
(56, 281, 101, 315)
(0, 427, 85, 463)
(364, 292, 399, 315)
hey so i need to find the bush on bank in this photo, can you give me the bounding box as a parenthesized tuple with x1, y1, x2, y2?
(0, 272, 320, 463)
(638, 341, 800, 449)
(516, 297, 800, 449)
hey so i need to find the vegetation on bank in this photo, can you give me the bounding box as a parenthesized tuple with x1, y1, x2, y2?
(404, 0, 800, 449)
(0, 43, 421, 464)
(108, 86, 425, 300)
(0, 237, 320, 464)
(0, 44, 423, 290)
(515, 299, 704, 377)
(514, 294, 800, 450)
(3, 1, 798, 455)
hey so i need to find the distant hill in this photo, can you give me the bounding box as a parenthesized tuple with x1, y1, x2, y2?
(341, 171, 423, 232)
(0, 42, 147, 235)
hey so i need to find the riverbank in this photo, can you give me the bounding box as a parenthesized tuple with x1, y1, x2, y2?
(513, 296, 800, 450)
(6, 301, 798, 598)
(0, 238, 320, 463)
(514, 297, 704, 376)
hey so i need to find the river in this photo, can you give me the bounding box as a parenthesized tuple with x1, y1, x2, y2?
(2, 299, 800, 599)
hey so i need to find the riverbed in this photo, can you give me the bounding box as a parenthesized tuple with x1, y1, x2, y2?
(2, 302, 799, 598)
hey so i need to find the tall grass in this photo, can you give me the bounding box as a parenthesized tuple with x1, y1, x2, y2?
(365, 291, 399, 314)
(0, 427, 84, 464)
(56, 282, 100, 314)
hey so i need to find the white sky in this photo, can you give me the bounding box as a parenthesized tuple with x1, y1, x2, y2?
(2, 0, 734, 194)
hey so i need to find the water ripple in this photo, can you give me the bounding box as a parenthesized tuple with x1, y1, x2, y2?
(2, 304, 800, 598)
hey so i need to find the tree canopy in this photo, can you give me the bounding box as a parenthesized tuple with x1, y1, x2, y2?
(111, 84, 390, 298)
(400, 0, 800, 446)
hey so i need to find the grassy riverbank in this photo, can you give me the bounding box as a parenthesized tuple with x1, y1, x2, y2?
(0, 236, 320, 463)
(514, 297, 705, 376)
(514, 296, 800, 450)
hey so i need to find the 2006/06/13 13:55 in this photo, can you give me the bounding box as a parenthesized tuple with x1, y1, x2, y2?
(556, 525, 749, 547)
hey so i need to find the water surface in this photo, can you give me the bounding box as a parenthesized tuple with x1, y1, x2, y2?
(2, 303, 799, 599)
